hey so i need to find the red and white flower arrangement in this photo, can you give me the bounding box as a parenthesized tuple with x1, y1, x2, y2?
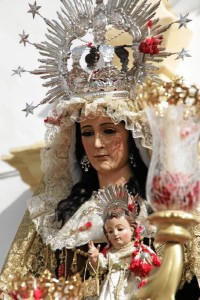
(129, 226, 161, 287)
(139, 20, 163, 55)
(129, 242, 161, 278)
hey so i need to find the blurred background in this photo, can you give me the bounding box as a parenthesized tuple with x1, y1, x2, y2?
(0, 0, 200, 271)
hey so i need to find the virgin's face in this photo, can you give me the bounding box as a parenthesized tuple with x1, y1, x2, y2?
(80, 115, 130, 175)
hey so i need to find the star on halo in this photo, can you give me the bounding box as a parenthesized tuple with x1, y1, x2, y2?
(19, 30, 29, 47)
(22, 102, 36, 117)
(175, 48, 191, 60)
(28, 1, 41, 19)
(176, 13, 192, 29)
(12, 66, 26, 77)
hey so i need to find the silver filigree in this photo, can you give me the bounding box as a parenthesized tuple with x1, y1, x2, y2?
(16, 0, 192, 113)
(96, 185, 138, 221)
(99, 45, 114, 66)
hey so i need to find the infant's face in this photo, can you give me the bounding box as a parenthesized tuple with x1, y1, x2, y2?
(105, 216, 134, 249)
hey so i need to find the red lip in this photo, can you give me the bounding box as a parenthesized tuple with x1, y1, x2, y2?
(94, 154, 108, 158)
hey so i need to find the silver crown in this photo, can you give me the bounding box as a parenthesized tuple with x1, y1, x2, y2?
(15, 0, 192, 115)
(96, 185, 138, 220)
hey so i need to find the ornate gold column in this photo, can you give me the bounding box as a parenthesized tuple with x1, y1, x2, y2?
(2, 142, 45, 191)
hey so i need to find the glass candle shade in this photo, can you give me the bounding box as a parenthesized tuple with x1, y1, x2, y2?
(146, 104, 200, 212)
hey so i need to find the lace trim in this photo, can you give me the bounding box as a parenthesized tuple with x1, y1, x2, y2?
(54, 97, 152, 149)
(28, 187, 154, 251)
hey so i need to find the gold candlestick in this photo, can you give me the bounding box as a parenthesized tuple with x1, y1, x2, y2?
(135, 78, 200, 299)
(135, 210, 198, 300)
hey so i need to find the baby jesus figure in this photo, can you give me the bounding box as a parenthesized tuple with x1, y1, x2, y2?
(87, 207, 161, 300)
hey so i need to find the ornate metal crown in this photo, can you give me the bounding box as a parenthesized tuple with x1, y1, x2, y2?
(96, 185, 138, 220)
(15, 0, 192, 115)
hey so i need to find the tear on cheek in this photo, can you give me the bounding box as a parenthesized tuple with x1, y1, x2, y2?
(113, 137, 122, 147)
(110, 140, 123, 152)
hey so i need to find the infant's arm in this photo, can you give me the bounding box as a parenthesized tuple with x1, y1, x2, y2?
(88, 241, 108, 270)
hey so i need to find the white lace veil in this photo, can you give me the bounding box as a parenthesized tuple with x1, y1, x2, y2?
(27, 95, 153, 248)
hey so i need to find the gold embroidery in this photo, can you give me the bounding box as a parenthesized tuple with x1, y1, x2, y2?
(0, 210, 56, 291)
(71, 248, 88, 274)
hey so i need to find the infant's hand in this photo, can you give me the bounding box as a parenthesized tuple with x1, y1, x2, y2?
(88, 241, 100, 266)
(88, 241, 100, 258)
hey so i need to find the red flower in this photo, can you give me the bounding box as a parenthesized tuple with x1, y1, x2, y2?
(44, 109, 64, 126)
(85, 222, 92, 228)
(129, 258, 153, 277)
(152, 253, 161, 266)
(33, 288, 43, 300)
(135, 226, 143, 241)
(139, 35, 163, 55)
(129, 243, 161, 277)
(78, 222, 92, 232)
(79, 226, 83, 231)
(44, 116, 62, 126)
(128, 203, 135, 212)
(138, 279, 147, 288)
(147, 20, 152, 29)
